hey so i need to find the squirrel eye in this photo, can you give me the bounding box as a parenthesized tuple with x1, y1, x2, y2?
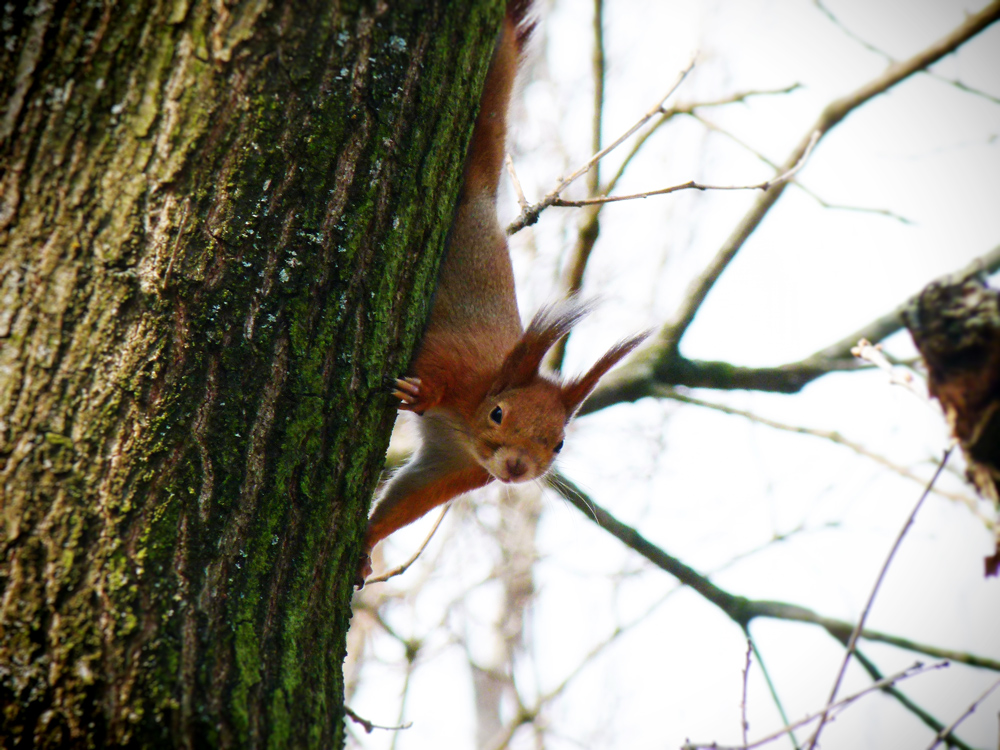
(553, 439, 564, 454)
(489, 406, 503, 425)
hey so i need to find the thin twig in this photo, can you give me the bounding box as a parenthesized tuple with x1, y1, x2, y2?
(551, 131, 819, 207)
(366, 504, 452, 585)
(602, 84, 802, 200)
(550, 469, 996, 742)
(389, 638, 421, 750)
(660, 389, 980, 514)
(548, 0, 607, 371)
(815, 1, 1000, 106)
(692, 112, 914, 224)
(813, 0, 890, 59)
(849, 648, 976, 750)
(852, 338, 932, 403)
(507, 55, 697, 233)
(343, 705, 413, 733)
(925, 675, 1000, 750)
(551, 83, 804, 374)
(682, 662, 949, 750)
(741, 639, 753, 747)
(806, 448, 953, 750)
(486, 584, 689, 750)
(504, 154, 529, 211)
(928, 72, 1000, 105)
(749, 639, 801, 750)
(588, 0, 605, 199)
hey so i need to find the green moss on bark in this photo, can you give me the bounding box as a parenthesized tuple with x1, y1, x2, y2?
(1, 0, 505, 747)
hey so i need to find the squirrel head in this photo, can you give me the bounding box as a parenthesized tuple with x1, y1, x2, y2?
(471, 300, 650, 484)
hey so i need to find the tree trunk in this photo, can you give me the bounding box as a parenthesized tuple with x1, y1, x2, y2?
(0, 0, 503, 746)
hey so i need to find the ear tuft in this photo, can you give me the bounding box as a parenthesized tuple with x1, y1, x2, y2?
(560, 329, 652, 414)
(491, 298, 593, 393)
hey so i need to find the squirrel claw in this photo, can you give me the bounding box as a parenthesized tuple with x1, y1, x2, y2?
(354, 552, 373, 589)
(391, 377, 421, 400)
(391, 377, 426, 412)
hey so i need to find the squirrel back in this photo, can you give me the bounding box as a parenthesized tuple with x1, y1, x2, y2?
(356, 4, 648, 587)
(421, 7, 530, 354)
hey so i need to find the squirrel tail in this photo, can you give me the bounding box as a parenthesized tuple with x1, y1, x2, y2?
(461, 3, 534, 199)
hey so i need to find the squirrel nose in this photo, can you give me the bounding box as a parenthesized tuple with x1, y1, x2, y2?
(506, 457, 528, 479)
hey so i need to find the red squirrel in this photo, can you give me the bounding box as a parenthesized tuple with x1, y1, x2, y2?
(356, 3, 648, 587)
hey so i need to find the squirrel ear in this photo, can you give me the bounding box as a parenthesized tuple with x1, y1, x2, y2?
(560, 330, 651, 414)
(492, 299, 592, 392)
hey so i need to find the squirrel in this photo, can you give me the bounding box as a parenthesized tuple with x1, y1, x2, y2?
(356, 2, 649, 587)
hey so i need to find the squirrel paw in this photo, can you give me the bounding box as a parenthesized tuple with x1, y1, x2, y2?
(390, 377, 427, 413)
(354, 552, 373, 589)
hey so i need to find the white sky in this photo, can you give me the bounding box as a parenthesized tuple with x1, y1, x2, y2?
(348, 1, 1000, 748)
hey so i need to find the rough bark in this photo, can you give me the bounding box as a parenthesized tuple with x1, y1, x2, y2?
(903, 272, 1000, 576)
(0, 0, 503, 747)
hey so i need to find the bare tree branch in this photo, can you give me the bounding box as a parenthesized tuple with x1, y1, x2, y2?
(507, 57, 696, 233)
(578, 351, 848, 415)
(746, 638, 802, 749)
(548, 84, 805, 372)
(588, 0, 605, 201)
(504, 153, 530, 211)
(578, 243, 1000, 415)
(815, 0, 1000, 106)
(807, 448, 953, 750)
(549, 470, 984, 746)
(548, 0, 607, 371)
(807, 243, 1000, 364)
(343, 706, 413, 734)
(365, 504, 452, 585)
(548, 472, 1000, 673)
(813, 0, 890, 59)
(692, 112, 915, 224)
(484, 582, 689, 750)
(741, 640, 753, 747)
(928, 72, 1000, 106)
(849, 649, 977, 750)
(925, 675, 1000, 750)
(601, 85, 802, 201)
(533, 85, 806, 347)
(661, 390, 984, 517)
(659, 1, 1000, 357)
(682, 662, 949, 750)
(550, 132, 819, 207)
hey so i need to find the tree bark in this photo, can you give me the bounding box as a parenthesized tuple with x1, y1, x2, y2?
(904, 272, 1000, 576)
(0, 0, 503, 747)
